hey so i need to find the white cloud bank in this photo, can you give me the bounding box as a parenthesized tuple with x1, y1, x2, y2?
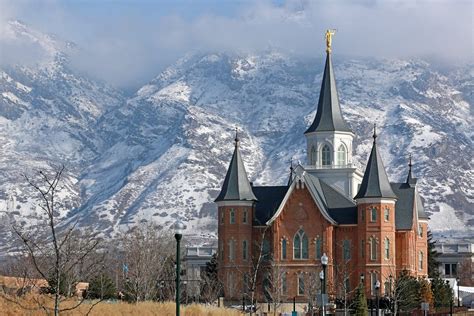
(0, 0, 472, 89)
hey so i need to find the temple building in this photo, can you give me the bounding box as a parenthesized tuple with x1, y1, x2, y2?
(214, 32, 429, 305)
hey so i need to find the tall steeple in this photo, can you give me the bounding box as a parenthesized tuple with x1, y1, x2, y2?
(406, 154, 417, 187)
(354, 125, 397, 199)
(215, 130, 257, 202)
(305, 31, 351, 134)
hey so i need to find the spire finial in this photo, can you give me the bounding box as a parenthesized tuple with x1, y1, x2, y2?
(408, 153, 412, 168)
(290, 157, 294, 171)
(325, 29, 336, 53)
(234, 126, 239, 145)
(373, 123, 377, 141)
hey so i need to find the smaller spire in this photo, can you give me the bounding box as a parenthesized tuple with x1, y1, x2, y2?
(354, 126, 397, 200)
(406, 154, 417, 187)
(287, 157, 294, 186)
(215, 131, 257, 202)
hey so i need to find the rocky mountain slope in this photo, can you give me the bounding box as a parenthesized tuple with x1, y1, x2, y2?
(0, 22, 472, 250)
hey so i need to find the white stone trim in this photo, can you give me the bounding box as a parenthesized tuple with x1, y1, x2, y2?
(356, 198, 396, 204)
(216, 201, 254, 207)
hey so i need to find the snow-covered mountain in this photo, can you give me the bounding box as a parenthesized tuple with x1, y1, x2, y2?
(0, 22, 472, 250)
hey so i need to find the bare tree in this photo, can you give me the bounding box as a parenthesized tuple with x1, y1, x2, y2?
(334, 241, 357, 316)
(119, 223, 175, 302)
(262, 257, 286, 316)
(306, 270, 322, 314)
(7, 166, 103, 316)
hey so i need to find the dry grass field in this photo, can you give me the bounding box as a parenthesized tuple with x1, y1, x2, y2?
(0, 294, 243, 316)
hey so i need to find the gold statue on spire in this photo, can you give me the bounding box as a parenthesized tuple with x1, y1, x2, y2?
(325, 29, 336, 53)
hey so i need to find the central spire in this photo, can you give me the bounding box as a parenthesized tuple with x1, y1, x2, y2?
(305, 30, 352, 134)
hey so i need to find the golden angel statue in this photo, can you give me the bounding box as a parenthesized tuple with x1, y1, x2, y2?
(325, 29, 336, 53)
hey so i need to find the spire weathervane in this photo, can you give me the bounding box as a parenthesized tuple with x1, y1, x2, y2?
(325, 29, 336, 53)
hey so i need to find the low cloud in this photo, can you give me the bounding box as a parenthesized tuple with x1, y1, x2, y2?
(0, 0, 472, 90)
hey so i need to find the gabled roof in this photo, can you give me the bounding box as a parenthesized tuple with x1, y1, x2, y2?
(305, 52, 352, 134)
(215, 137, 257, 202)
(264, 166, 357, 226)
(253, 186, 289, 225)
(354, 128, 397, 200)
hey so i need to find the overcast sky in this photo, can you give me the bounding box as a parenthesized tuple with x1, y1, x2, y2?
(0, 0, 472, 90)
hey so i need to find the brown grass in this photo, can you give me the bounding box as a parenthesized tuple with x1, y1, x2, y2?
(0, 294, 243, 316)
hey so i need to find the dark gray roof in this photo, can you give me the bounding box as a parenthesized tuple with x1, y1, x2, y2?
(391, 183, 415, 229)
(252, 186, 288, 225)
(305, 52, 352, 134)
(318, 179, 357, 224)
(215, 139, 257, 202)
(354, 134, 397, 199)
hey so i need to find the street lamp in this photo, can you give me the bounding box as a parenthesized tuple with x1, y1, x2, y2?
(389, 274, 393, 314)
(375, 280, 380, 316)
(174, 220, 185, 316)
(320, 270, 325, 316)
(321, 253, 328, 294)
(456, 277, 460, 307)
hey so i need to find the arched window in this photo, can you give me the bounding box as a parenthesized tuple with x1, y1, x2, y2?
(371, 207, 377, 222)
(294, 229, 308, 259)
(315, 237, 322, 259)
(343, 240, 351, 261)
(384, 207, 390, 221)
(337, 144, 346, 166)
(384, 238, 390, 259)
(419, 251, 423, 270)
(229, 208, 235, 224)
(298, 274, 305, 295)
(229, 240, 235, 261)
(322, 145, 331, 166)
(242, 240, 248, 260)
(282, 239, 287, 260)
(311, 146, 317, 165)
(370, 238, 377, 260)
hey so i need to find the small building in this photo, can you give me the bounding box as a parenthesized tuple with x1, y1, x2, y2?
(184, 246, 217, 299)
(435, 241, 474, 279)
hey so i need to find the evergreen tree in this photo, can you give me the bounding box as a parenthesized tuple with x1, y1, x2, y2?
(427, 230, 440, 278)
(394, 270, 420, 313)
(87, 273, 117, 300)
(352, 283, 368, 316)
(431, 276, 453, 310)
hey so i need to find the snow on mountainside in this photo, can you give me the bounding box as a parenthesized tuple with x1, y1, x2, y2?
(0, 22, 472, 250)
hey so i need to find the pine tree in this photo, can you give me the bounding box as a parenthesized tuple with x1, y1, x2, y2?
(87, 273, 117, 300)
(431, 275, 453, 310)
(427, 230, 440, 278)
(352, 283, 368, 316)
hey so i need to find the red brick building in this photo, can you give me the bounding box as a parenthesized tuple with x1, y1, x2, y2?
(215, 43, 429, 304)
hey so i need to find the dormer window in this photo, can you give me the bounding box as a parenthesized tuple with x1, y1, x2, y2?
(322, 145, 331, 166)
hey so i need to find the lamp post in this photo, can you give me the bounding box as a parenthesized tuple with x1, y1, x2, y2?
(456, 277, 460, 307)
(174, 220, 185, 316)
(389, 274, 393, 314)
(375, 280, 380, 316)
(320, 270, 325, 316)
(321, 253, 328, 295)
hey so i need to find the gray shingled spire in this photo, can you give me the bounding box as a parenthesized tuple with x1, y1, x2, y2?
(406, 154, 417, 187)
(305, 52, 352, 134)
(215, 131, 257, 202)
(354, 125, 397, 199)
